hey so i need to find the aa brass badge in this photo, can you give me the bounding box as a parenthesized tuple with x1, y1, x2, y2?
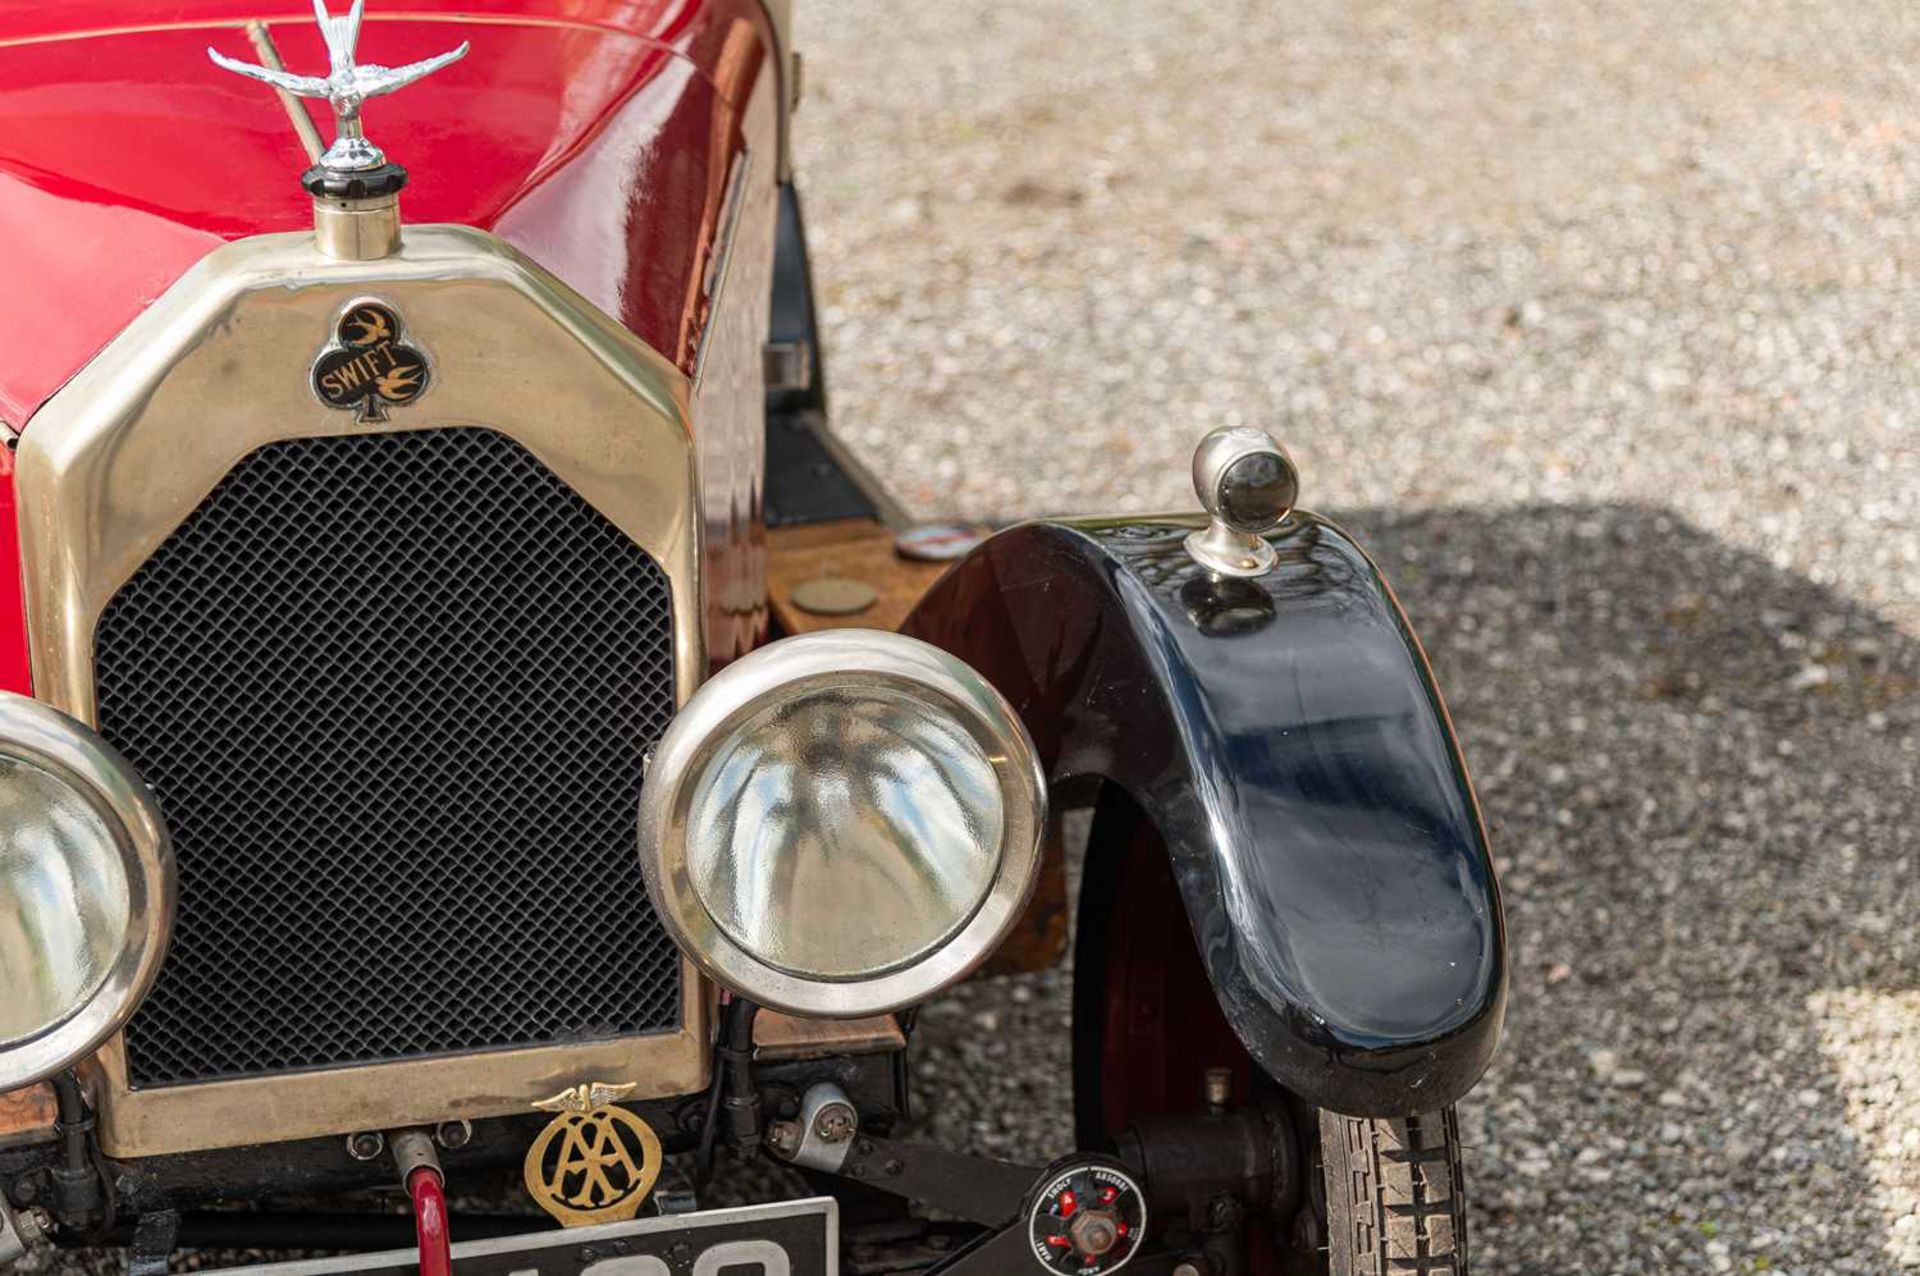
(312, 301, 429, 422)
(522, 1081, 663, 1227)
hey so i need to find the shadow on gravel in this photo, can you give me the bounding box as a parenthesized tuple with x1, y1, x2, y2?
(915, 501, 1918, 1275)
(1335, 502, 1917, 1275)
(23, 504, 1918, 1276)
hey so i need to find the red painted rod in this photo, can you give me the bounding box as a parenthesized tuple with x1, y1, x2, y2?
(407, 1164, 452, 1276)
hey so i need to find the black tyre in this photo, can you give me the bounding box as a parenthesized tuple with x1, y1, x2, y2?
(1318, 1108, 1468, 1276)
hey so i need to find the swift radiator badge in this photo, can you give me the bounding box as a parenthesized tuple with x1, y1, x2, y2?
(312, 301, 429, 422)
(523, 1081, 664, 1227)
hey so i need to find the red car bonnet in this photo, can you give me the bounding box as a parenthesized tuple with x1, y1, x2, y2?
(0, 0, 773, 430)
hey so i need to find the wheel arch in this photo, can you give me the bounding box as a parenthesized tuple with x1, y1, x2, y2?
(902, 515, 1508, 1118)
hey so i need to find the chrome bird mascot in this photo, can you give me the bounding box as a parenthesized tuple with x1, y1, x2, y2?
(208, 0, 467, 172)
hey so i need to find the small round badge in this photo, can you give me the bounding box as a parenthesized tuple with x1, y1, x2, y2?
(1026, 1157, 1147, 1274)
(790, 577, 879, 617)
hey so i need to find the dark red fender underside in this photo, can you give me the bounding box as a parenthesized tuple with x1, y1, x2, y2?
(0, 0, 776, 694)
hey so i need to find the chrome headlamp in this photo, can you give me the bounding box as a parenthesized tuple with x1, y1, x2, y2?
(638, 632, 1045, 1018)
(0, 693, 173, 1089)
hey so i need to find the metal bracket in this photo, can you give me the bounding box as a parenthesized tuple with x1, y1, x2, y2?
(767, 1082, 859, 1172)
(0, 1197, 51, 1264)
(814, 1141, 1187, 1273)
(824, 1133, 1037, 1228)
(764, 339, 814, 394)
(128, 1209, 181, 1276)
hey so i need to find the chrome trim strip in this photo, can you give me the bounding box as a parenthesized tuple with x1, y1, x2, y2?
(690, 75, 778, 665)
(743, 0, 795, 180)
(16, 223, 710, 1157)
(694, 152, 753, 384)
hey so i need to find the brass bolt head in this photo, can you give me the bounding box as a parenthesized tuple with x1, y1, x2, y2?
(814, 1103, 857, 1143)
(767, 1119, 803, 1158)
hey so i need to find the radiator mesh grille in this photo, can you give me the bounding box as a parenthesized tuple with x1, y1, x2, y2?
(98, 427, 682, 1087)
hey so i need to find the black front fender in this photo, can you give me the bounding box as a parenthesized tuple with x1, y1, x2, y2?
(902, 514, 1506, 1116)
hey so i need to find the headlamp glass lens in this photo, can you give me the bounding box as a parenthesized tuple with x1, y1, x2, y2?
(0, 756, 130, 1044)
(684, 682, 1004, 982)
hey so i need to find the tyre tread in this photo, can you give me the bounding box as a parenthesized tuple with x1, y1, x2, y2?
(1320, 1108, 1468, 1275)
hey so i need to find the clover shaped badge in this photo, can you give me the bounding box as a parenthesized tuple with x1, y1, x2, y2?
(312, 301, 429, 423)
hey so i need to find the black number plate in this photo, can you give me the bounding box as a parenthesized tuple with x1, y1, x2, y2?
(216, 1198, 837, 1276)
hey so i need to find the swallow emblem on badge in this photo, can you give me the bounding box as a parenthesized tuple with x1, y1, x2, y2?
(312, 301, 429, 422)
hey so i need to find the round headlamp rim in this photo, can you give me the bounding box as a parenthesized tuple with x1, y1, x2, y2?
(638, 631, 1046, 1018)
(0, 691, 174, 1091)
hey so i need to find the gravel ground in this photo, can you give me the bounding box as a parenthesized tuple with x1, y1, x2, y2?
(18, 3, 1915, 1274)
(792, 0, 1918, 1272)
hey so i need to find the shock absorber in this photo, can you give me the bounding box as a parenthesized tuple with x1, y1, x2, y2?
(1112, 1069, 1299, 1276)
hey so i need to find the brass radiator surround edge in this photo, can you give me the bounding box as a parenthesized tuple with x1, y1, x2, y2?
(16, 226, 712, 1158)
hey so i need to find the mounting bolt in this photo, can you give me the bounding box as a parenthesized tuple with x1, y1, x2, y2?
(767, 1120, 803, 1159)
(434, 1120, 472, 1150)
(1204, 1067, 1233, 1113)
(1069, 1211, 1122, 1257)
(345, 1131, 385, 1161)
(1205, 1194, 1245, 1232)
(813, 1103, 856, 1143)
(14, 1206, 53, 1248)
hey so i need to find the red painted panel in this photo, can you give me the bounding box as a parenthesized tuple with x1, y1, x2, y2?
(0, 174, 225, 430)
(0, 0, 774, 428)
(0, 449, 33, 695)
(0, 0, 776, 692)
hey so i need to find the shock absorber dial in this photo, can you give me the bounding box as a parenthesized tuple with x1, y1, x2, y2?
(1025, 1157, 1148, 1274)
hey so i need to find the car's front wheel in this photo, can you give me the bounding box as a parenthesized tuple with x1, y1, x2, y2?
(1315, 1109, 1468, 1276)
(1075, 791, 1472, 1275)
